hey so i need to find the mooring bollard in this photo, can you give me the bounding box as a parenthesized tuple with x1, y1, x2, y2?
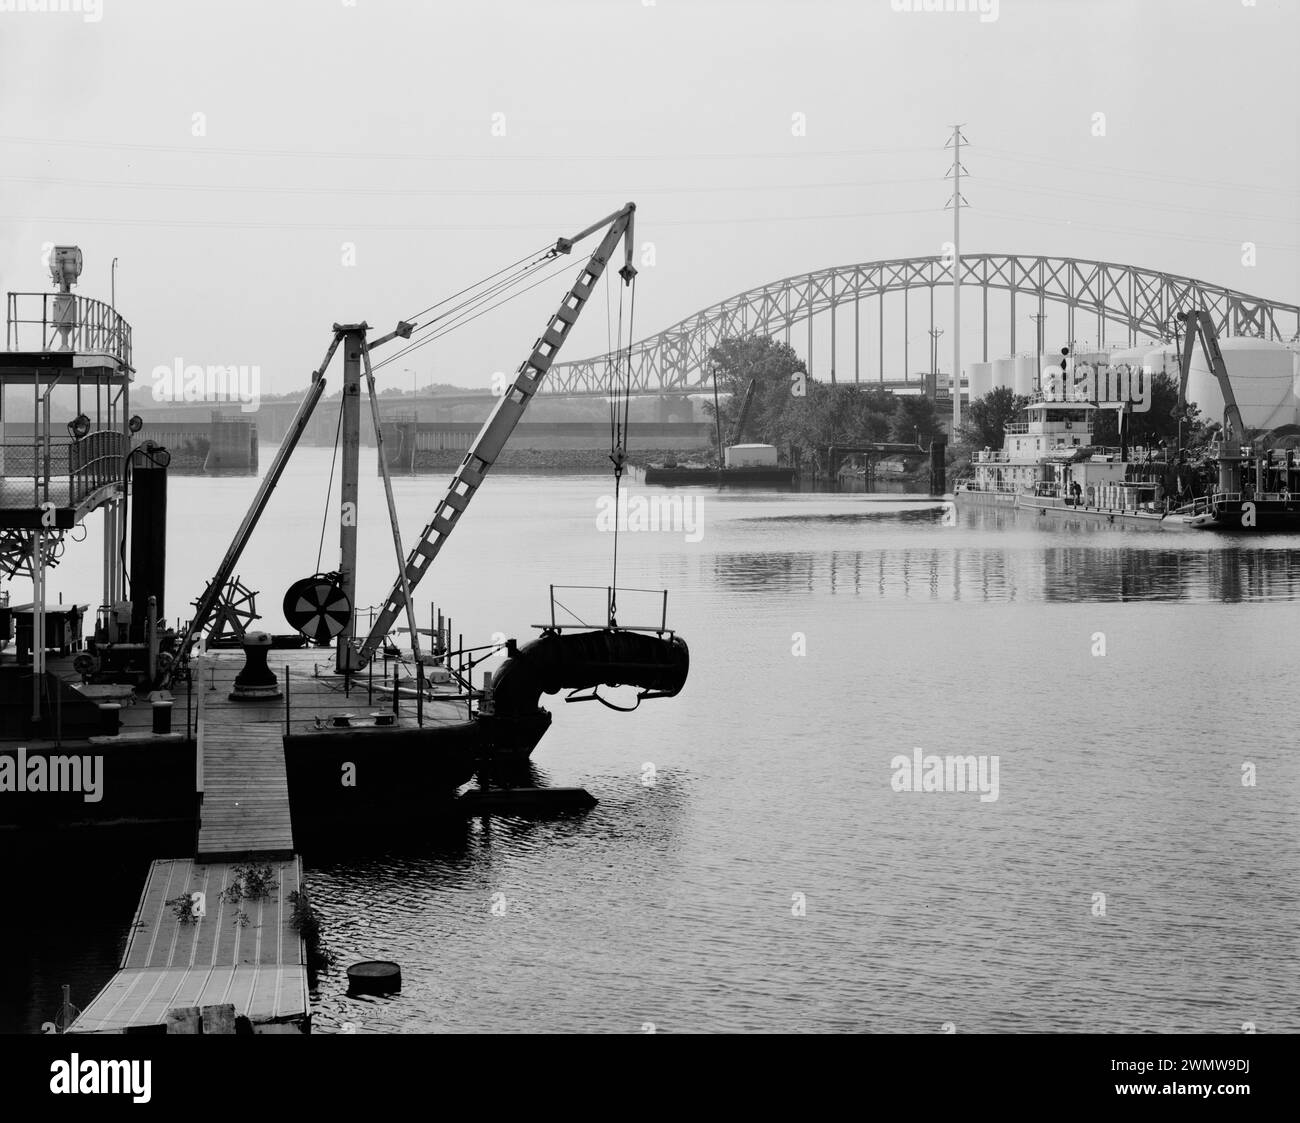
(229, 632, 282, 702)
(152, 700, 173, 735)
(98, 702, 121, 737)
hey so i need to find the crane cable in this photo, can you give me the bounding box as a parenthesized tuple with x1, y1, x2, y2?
(371, 252, 581, 375)
(373, 257, 550, 371)
(403, 242, 552, 324)
(607, 272, 637, 628)
(315, 400, 345, 573)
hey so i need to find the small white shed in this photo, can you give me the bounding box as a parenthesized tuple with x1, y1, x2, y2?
(724, 443, 778, 468)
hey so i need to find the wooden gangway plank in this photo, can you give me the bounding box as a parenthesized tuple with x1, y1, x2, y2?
(194, 652, 295, 860)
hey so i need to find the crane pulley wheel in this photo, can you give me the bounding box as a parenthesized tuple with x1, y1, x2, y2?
(283, 573, 352, 646)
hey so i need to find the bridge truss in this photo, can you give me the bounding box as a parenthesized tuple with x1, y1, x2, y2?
(543, 254, 1300, 394)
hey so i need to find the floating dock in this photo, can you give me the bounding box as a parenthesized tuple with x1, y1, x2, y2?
(70, 857, 307, 1034)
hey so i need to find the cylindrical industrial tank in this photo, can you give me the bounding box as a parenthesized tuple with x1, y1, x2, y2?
(1181, 337, 1300, 432)
(968, 362, 993, 400)
(992, 357, 1016, 391)
(1014, 354, 1037, 396)
(1141, 344, 1179, 380)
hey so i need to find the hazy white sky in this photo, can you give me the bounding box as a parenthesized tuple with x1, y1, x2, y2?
(1, 0, 1296, 396)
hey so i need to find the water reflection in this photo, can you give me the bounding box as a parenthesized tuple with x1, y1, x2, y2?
(709, 545, 1300, 604)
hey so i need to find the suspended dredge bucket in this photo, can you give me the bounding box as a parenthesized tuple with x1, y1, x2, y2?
(485, 586, 688, 715)
(488, 628, 689, 715)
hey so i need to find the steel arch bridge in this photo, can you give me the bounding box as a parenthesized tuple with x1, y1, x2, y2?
(543, 254, 1300, 394)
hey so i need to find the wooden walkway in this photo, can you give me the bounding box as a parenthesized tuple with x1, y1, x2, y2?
(69, 857, 308, 1033)
(195, 654, 295, 860)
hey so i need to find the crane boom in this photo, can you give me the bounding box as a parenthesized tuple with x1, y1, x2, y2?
(173, 337, 337, 662)
(1176, 310, 1248, 444)
(355, 203, 638, 667)
(727, 378, 758, 447)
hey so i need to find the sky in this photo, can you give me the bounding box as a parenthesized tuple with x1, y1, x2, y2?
(0, 0, 1296, 399)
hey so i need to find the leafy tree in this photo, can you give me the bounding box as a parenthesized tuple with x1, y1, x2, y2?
(704, 332, 953, 459)
(890, 395, 946, 446)
(703, 334, 808, 451)
(1090, 372, 1201, 449)
(961, 386, 1027, 449)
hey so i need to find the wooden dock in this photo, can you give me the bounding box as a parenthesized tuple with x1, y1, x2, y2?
(67, 645, 471, 1032)
(70, 857, 308, 1033)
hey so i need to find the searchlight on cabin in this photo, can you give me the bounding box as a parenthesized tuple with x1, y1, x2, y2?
(49, 245, 83, 292)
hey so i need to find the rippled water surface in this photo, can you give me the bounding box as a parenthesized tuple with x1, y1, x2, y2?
(5, 451, 1299, 1033)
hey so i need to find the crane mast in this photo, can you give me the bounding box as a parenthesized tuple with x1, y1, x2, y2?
(354, 203, 638, 667)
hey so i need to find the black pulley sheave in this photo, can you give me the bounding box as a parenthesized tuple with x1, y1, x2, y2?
(283, 573, 351, 646)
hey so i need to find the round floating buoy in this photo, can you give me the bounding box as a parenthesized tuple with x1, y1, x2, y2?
(283, 574, 351, 646)
(347, 960, 401, 996)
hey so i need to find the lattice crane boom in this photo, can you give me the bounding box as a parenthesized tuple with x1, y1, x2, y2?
(355, 202, 638, 667)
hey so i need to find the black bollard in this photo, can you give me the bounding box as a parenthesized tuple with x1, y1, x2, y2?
(98, 703, 121, 736)
(229, 632, 283, 701)
(152, 700, 173, 735)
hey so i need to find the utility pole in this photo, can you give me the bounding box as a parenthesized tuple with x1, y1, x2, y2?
(1029, 313, 1047, 356)
(928, 327, 944, 399)
(945, 125, 969, 436)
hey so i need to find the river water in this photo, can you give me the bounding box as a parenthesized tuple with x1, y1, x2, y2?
(4, 447, 1299, 1033)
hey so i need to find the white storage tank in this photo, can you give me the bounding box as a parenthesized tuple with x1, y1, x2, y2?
(968, 362, 993, 399)
(1014, 354, 1037, 396)
(1181, 337, 1300, 433)
(724, 443, 778, 468)
(1141, 345, 1180, 380)
(992, 357, 1016, 391)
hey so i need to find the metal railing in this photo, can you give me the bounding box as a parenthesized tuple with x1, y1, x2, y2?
(545, 584, 673, 634)
(0, 430, 125, 509)
(6, 292, 132, 369)
(1171, 495, 1214, 516)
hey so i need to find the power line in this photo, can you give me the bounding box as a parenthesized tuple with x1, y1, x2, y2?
(0, 173, 937, 198)
(978, 208, 1300, 253)
(0, 207, 941, 233)
(0, 134, 931, 163)
(981, 145, 1299, 198)
(982, 176, 1299, 226)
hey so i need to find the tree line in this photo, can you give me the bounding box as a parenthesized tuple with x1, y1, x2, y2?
(704, 332, 1213, 465)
